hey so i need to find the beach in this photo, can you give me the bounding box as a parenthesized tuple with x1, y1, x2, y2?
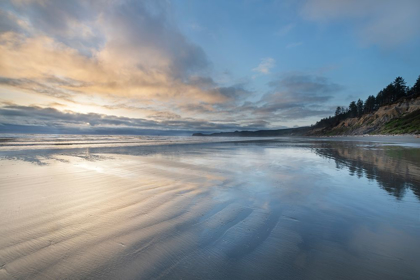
(1, 135, 420, 279)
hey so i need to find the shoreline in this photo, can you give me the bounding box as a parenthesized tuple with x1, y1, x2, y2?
(1, 135, 420, 156)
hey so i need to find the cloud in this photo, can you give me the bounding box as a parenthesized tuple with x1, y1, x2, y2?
(97, 0, 209, 78)
(0, 103, 270, 134)
(0, 0, 232, 108)
(268, 73, 342, 97)
(0, 76, 84, 100)
(3, 0, 104, 54)
(239, 73, 342, 120)
(212, 84, 252, 103)
(252, 58, 275, 75)
(275, 23, 295, 36)
(190, 22, 204, 32)
(0, 1, 346, 132)
(147, 111, 181, 121)
(301, 0, 420, 48)
(0, 8, 26, 34)
(286, 42, 303, 49)
(0, 73, 341, 132)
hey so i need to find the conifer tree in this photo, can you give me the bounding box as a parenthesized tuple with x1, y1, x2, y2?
(349, 101, 357, 118)
(393, 76, 407, 99)
(356, 99, 364, 117)
(410, 75, 420, 97)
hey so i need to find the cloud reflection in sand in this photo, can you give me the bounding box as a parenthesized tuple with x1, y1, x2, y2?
(1, 136, 420, 279)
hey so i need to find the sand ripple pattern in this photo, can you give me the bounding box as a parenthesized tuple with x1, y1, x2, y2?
(1, 139, 420, 280)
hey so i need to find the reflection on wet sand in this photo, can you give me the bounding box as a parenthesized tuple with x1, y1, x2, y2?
(0, 137, 420, 279)
(314, 141, 420, 200)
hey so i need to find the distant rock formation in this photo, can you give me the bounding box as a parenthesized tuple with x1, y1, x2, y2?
(192, 126, 311, 137)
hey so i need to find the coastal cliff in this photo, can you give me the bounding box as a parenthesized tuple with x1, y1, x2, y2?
(310, 97, 420, 136)
(194, 97, 420, 137)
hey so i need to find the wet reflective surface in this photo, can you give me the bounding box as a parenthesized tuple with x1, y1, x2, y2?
(0, 136, 420, 279)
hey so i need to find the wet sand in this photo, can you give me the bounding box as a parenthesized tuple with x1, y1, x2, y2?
(1, 136, 420, 279)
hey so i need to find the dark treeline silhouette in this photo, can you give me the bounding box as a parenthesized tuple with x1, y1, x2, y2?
(315, 75, 420, 128)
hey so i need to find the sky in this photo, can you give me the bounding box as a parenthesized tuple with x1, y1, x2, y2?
(0, 0, 419, 135)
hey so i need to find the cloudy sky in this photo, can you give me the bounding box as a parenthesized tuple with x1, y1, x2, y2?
(0, 0, 419, 135)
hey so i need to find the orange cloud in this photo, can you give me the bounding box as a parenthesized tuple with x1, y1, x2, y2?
(0, 32, 231, 106)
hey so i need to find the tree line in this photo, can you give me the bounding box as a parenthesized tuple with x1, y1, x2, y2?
(314, 75, 420, 128)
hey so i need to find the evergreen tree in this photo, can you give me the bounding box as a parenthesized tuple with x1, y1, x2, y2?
(393, 76, 407, 100)
(349, 101, 357, 118)
(356, 99, 364, 117)
(410, 75, 420, 97)
(376, 90, 384, 107)
(335, 106, 342, 116)
(314, 74, 420, 128)
(364, 95, 376, 113)
(382, 83, 396, 103)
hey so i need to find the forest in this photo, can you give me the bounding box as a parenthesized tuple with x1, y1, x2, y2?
(314, 75, 420, 128)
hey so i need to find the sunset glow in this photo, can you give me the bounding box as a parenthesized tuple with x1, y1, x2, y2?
(1, 0, 419, 134)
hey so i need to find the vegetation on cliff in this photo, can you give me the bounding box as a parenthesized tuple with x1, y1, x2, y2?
(314, 75, 420, 131)
(379, 109, 420, 135)
(194, 75, 420, 137)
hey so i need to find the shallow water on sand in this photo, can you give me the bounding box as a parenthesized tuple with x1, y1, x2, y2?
(1, 135, 420, 279)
